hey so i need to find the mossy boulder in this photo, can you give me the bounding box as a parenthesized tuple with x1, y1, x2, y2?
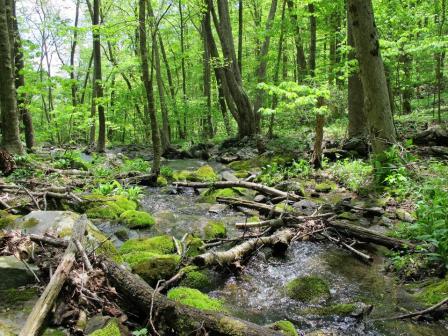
(228, 160, 251, 171)
(157, 175, 168, 187)
(180, 267, 213, 291)
(85, 195, 137, 220)
(203, 220, 227, 239)
(315, 182, 335, 193)
(132, 254, 180, 286)
(270, 320, 298, 336)
(275, 203, 295, 213)
(89, 319, 121, 336)
(337, 212, 358, 221)
(285, 276, 331, 303)
(0, 210, 20, 229)
(119, 235, 175, 255)
(173, 170, 192, 181)
(190, 165, 218, 182)
(167, 287, 225, 312)
(234, 170, 250, 178)
(119, 210, 155, 229)
(186, 236, 205, 257)
(199, 188, 240, 203)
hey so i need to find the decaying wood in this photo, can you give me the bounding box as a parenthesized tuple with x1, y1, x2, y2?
(19, 215, 89, 336)
(175, 181, 303, 201)
(194, 229, 294, 267)
(101, 259, 283, 336)
(235, 213, 334, 229)
(217, 196, 284, 216)
(380, 297, 448, 321)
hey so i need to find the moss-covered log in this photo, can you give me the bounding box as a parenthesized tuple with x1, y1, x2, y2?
(101, 259, 282, 336)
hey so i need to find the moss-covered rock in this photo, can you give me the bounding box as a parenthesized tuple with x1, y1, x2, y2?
(167, 287, 225, 312)
(416, 277, 448, 305)
(42, 328, 67, 336)
(337, 212, 358, 221)
(228, 160, 252, 171)
(0, 287, 37, 307)
(89, 319, 121, 336)
(234, 170, 250, 178)
(315, 182, 335, 193)
(270, 320, 298, 336)
(173, 170, 192, 181)
(285, 276, 331, 303)
(133, 254, 180, 286)
(85, 195, 137, 220)
(119, 235, 175, 255)
(0, 211, 20, 229)
(199, 188, 240, 203)
(180, 267, 213, 291)
(190, 165, 218, 182)
(157, 175, 168, 187)
(119, 210, 155, 229)
(114, 228, 129, 241)
(275, 203, 295, 213)
(203, 220, 227, 239)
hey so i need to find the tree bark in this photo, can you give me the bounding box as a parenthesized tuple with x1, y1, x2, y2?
(311, 113, 325, 169)
(238, 0, 243, 74)
(348, 0, 396, 153)
(139, 0, 161, 179)
(202, 14, 214, 139)
(347, 5, 367, 139)
(178, 0, 187, 139)
(308, 3, 317, 77)
(12, 0, 34, 150)
(287, 0, 307, 81)
(0, 0, 23, 154)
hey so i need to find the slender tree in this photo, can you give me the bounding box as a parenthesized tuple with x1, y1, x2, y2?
(308, 3, 317, 77)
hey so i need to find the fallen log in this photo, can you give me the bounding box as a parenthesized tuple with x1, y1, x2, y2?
(19, 215, 89, 336)
(235, 213, 334, 229)
(193, 229, 294, 267)
(327, 221, 414, 250)
(217, 197, 284, 216)
(101, 259, 283, 336)
(175, 181, 303, 201)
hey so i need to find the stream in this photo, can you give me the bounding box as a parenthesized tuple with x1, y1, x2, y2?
(1, 158, 447, 335)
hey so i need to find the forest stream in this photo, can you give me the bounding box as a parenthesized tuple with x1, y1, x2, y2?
(2, 157, 447, 336)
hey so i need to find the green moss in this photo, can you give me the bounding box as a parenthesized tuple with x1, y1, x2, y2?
(119, 210, 155, 229)
(42, 328, 67, 336)
(180, 268, 212, 291)
(114, 228, 129, 241)
(186, 236, 205, 257)
(119, 235, 175, 255)
(85, 195, 137, 220)
(271, 320, 298, 336)
(133, 254, 180, 286)
(304, 303, 357, 316)
(173, 170, 192, 181)
(0, 288, 37, 307)
(285, 276, 331, 303)
(199, 188, 239, 203)
(218, 316, 247, 336)
(228, 160, 251, 171)
(167, 287, 225, 312)
(234, 170, 250, 178)
(89, 319, 121, 336)
(204, 220, 227, 239)
(121, 251, 161, 266)
(190, 165, 218, 182)
(275, 203, 295, 213)
(157, 175, 168, 186)
(337, 212, 358, 221)
(22, 218, 39, 228)
(0, 211, 20, 229)
(417, 278, 448, 305)
(112, 196, 138, 211)
(315, 182, 336, 193)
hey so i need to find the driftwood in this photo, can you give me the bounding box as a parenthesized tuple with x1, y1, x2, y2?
(175, 181, 303, 201)
(19, 215, 89, 336)
(101, 259, 283, 336)
(194, 229, 294, 267)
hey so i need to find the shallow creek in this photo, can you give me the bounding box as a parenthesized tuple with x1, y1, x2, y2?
(1, 159, 447, 335)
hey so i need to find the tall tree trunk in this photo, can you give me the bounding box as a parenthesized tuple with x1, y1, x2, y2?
(348, 0, 396, 153)
(435, 0, 446, 123)
(400, 51, 412, 114)
(139, 0, 161, 179)
(238, 0, 243, 74)
(347, 5, 366, 139)
(202, 15, 214, 139)
(159, 34, 183, 140)
(12, 0, 34, 150)
(207, 0, 257, 137)
(253, 0, 278, 132)
(287, 0, 307, 81)
(0, 0, 23, 154)
(70, 0, 80, 108)
(178, 0, 187, 139)
(308, 3, 317, 77)
(92, 0, 106, 152)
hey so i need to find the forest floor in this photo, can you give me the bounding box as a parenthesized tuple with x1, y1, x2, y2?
(1, 111, 448, 335)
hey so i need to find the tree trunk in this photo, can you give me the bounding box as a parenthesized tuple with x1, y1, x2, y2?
(238, 0, 243, 74)
(92, 0, 106, 152)
(202, 15, 214, 139)
(139, 0, 161, 179)
(347, 5, 367, 139)
(178, 0, 187, 139)
(348, 0, 396, 153)
(287, 0, 307, 81)
(12, 0, 34, 150)
(308, 3, 317, 77)
(253, 0, 278, 131)
(0, 0, 23, 154)
(311, 113, 325, 169)
(400, 51, 412, 114)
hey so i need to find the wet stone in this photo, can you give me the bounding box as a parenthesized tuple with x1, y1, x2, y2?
(208, 204, 228, 214)
(293, 199, 318, 215)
